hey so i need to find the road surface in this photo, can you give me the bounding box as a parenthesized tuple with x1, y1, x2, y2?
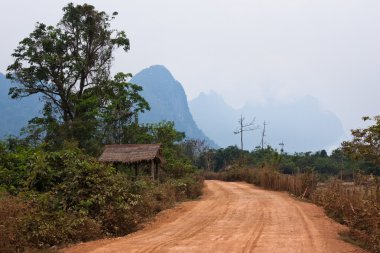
(64, 180, 366, 253)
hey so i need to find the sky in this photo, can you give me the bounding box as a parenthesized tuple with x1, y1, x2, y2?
(0, 0, 379, 137)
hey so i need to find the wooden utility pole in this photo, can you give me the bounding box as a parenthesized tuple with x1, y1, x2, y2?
(279, 141, 285, 154)
(260, 121, 268, 149)
(234, 115, 259, 150)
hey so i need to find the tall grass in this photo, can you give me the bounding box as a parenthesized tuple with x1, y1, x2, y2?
(204, 166, 317, 198)
(312, 179, 380, 252)
(205, 167, 380, 252)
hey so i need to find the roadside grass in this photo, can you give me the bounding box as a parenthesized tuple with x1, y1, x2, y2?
(1, 177, 203, 252)
(339, 231, 368, 251)
(205, 167, 380, 253)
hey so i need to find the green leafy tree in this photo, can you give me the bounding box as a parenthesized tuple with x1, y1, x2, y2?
(6, 3, 148, 151)
(99, 72, 150, 144)
(342, 116, 380, 172)
(6, 3, 129, 121)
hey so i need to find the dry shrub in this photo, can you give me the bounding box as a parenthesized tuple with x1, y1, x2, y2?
(0, 193, 28, 252)
(0, 193, 103, 251)
(24, 210, 103, 247)
(259, 169, 317, 198)
(184, 175, 203, 199)
(312, 180, 380, 252)
(150, 182, 178, 213)
(205, 167, 257, 182)
(144, 175, 203, 214)
(203, 171, 220, 180)
(99, 174, 203, 237)
(205, 167, 317, 198)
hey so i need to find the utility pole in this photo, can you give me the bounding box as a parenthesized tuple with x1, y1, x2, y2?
(279, 141, 285, 154)
(260, 121, 268, 149)
(233, 114, 259, 150)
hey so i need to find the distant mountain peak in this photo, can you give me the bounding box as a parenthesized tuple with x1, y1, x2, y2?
(134, 65, 175, 83)
(131, 66, 218, 148)
(0, 72, 42, 137)
(192, 90, 227, 107)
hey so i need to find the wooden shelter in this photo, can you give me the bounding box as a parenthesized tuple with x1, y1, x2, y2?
(99, 144, 164, 180)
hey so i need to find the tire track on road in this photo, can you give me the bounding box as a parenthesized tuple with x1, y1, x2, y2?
(64, 181, 367, 253)
(135, 181, 234, 253)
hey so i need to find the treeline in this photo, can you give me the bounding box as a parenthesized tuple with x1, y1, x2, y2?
(193, 141, 379, 180)
(0, 3, 203, 252)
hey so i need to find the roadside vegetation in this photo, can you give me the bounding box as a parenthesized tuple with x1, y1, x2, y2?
(0, 144, 203, 251)
(0, 3, 203, 252)
(203, 116, 380, 252)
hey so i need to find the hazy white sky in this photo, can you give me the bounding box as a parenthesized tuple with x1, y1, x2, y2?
(1, 0, 379, 135)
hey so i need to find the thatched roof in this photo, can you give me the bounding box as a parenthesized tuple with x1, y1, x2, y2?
(99, 144, 164, 164)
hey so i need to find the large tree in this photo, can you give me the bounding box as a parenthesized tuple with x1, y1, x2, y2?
(6, 3, 149, 150)
(342, 116, 380, 168)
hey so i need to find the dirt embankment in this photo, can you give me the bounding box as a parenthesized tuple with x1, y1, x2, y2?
(64, 180, 366, 253)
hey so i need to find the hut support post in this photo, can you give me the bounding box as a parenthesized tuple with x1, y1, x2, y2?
(155, 161, 159, 181)
(134, 164, 139, 178)
(151, 160, 155, 180)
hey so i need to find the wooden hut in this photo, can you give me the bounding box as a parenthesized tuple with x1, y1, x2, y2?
(99, 144, 164, 180)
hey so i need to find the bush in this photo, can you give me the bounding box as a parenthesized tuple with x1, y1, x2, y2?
(312, 180, 380, 252)
(0, 194, 29, 252)
(0, 144, 204, 250)
(23, 207, 103, 247)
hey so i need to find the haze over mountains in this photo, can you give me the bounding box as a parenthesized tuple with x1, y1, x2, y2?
(189, 91, 345, 152)
(0, 73, 41, 137)
(0, 66, 218, 148)
(131, 65, 218, 148)
(0, 66, 345, 152)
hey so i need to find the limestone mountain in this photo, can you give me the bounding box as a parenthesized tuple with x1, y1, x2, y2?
(131, 65, 218, 147)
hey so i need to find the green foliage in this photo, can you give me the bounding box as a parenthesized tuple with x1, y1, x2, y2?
(5, 3, 149, 154)
(148, 121, 185, 147)
(212, 145, 248, 170)
(205, 145, 347, 178)
(0, 143, 35, 194)
(1, 3, 205, 251)
(342, 116, 380, 172)
(6, 3, 129, 120)
(100, 72, 150, 145)
(0, 144, 203, 250)
(117, 121, 195, 179)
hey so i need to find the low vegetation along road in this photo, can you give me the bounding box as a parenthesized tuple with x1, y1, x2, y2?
(64, 180, 366, 253)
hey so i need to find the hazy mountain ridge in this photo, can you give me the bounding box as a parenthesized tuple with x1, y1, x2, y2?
(1, 67, 344, 152)
(189, 91, 345, 152)
(0, 73, 41, 137)
(0, 67, 217, 147)
(131, 65, 218, 147)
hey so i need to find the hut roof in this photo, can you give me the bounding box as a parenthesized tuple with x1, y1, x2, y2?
(99, 144, 164, 164)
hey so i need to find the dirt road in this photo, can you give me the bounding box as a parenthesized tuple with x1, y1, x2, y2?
(64, 180, 366, 253)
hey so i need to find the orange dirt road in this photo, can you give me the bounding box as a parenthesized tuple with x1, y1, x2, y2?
(64, 180, 366, 253)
